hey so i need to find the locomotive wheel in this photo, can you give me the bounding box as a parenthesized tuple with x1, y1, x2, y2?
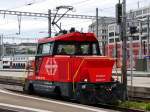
(77, 90, 96, 105)
(54, 86, 61, 98)
(23, 83, 34, 95)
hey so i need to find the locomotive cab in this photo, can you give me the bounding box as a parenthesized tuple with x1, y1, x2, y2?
(24, 32, 124, 104)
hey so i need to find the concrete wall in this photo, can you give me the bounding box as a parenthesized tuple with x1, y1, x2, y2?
(0, 61, 2, 69)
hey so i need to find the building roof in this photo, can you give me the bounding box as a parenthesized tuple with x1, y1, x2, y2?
(18, 43, 37, 46)
(127, 5, 150, 13)
(88, 17, 116, 27)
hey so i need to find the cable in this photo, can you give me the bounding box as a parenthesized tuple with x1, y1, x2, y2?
(0, 0, 48, 29)
(17, 15, 22, 35)
(7, 0, 47, 10)
(68, 0, 92, 6)
(1, 0, 149, 36)
(61, 20, 91, 27)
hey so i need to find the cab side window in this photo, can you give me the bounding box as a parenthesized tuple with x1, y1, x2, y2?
(42, 43, 50, 54)
(80, 44, 90, 55)
(92, 43, 101, 55)
(37, 42, 53, 55)
(57, 44, 75, 55)
(37, 44, 43, 55)
(92, 43, 97, 55)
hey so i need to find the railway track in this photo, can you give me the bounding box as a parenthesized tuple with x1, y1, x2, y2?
(0, 77, 150, 101)
(0, 81, 147, 112)
(0, 108, 18, 112)
(0, 75, 149, 111)
(3, 88, 145, 112)
(0, 76, 24, 86)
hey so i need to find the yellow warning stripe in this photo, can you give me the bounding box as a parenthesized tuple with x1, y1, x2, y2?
(73, 59, 85, 92)
(67, 61, 70, 80)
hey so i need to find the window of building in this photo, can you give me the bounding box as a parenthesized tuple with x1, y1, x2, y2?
(109, 39, 114, 43)
(115, 32, 119, 36)
(136, 10, 142, 16)
(142, 27, 147, 33)
(115, 38, 120, 42)
(102, 30, 107, 34)
(109, 32, 114, 37)
(108, 25, 114, 31)
(133, 36, 139, 40)
(143, 8, 148, 14)
(142, 36, 147, 40)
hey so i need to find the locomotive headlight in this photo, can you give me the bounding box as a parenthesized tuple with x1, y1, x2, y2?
(81, 85, 86, 89)
(84, 78, 88, 82)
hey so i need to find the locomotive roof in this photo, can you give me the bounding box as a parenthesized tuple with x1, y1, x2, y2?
(38, 32, 97, 43)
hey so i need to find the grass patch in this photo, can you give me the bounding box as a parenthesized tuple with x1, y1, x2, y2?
(146, 103, 150, 111)
(119, 101, 150, 111)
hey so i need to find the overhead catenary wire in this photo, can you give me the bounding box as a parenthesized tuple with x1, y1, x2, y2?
(7, 0, 47, 10)
(0, 0, 48, 36)
(76, 0, 150, 14)
(17, 15, 22, 35)
(68, 0, 92, 6)
(0, 0, 150, 38)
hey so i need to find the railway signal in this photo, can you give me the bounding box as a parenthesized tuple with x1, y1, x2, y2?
(116, 3, 122, 24)
(116, 0, 127, 100)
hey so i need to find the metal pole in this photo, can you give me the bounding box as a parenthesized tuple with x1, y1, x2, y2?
(48, 9, 51, 37)
(121, 0, 127, 100)
(2, 34, 4, 57)
(0, 35, 2, 60)
(147, 16, 149, 56)
(96, 8, 100, 54)
(96, 8, 99, 38)
(60, 22, 62, 30)
(118, 24, 122, 70)
(129, 36, 133, 98)
(139, 21, 142, 58)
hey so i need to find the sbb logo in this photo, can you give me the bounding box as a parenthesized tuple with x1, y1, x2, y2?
(45, 58, 58, 75)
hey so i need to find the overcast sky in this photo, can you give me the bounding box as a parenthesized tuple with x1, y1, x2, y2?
(0, 0, 150, 43)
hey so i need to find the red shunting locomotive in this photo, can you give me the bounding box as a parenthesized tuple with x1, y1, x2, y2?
(24, 32, 124, 104)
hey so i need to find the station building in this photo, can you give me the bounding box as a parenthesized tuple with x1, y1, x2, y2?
(88, 5, 150, 69)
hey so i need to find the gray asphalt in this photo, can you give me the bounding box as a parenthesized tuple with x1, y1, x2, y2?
(0, 84, 118, 112)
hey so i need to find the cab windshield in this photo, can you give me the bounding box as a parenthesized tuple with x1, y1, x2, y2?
(56, 42, 100, 55)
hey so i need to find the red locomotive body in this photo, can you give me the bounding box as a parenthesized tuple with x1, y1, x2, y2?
(24, 32, 123, 104)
